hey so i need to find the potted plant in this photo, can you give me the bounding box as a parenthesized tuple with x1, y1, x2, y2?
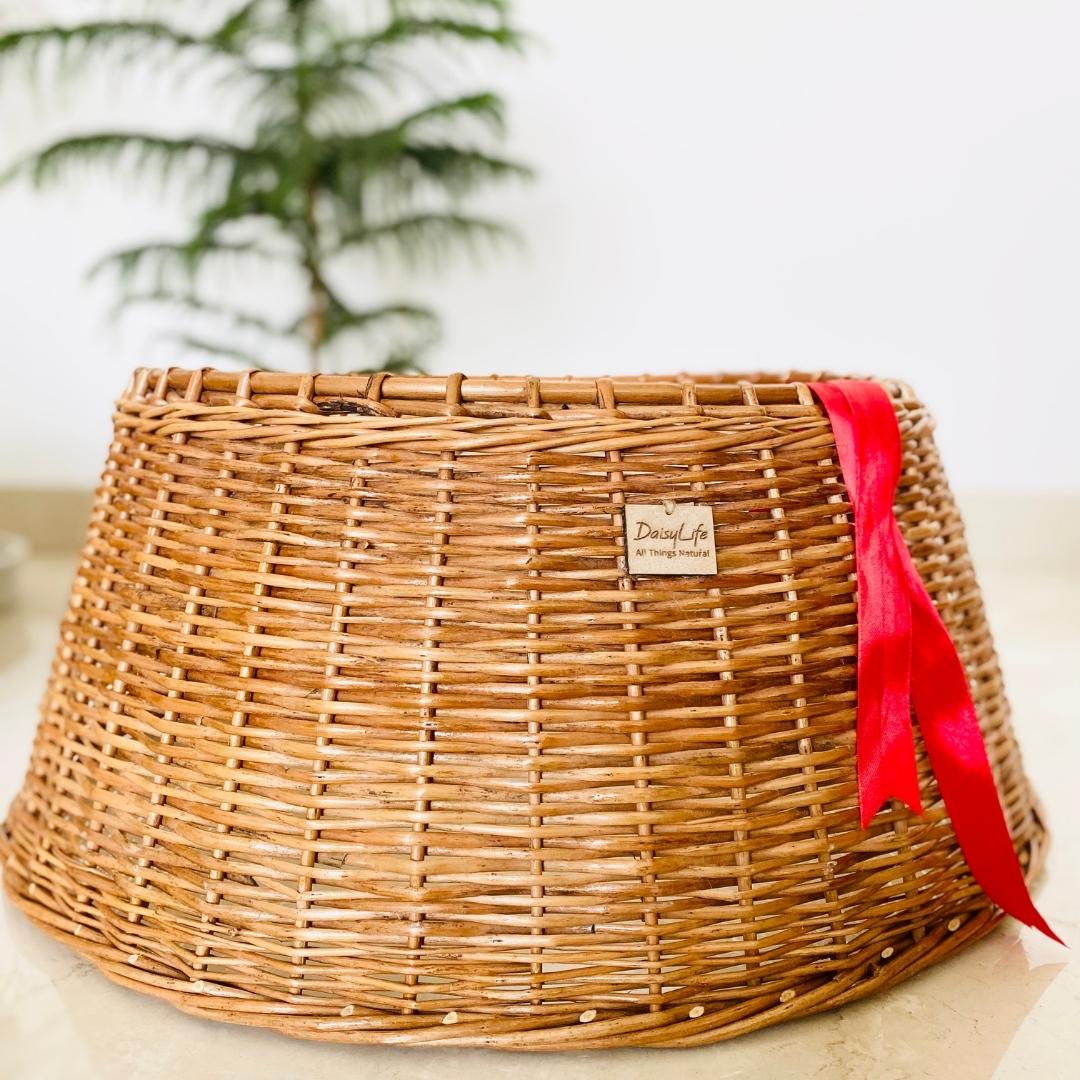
(0, 0, 532, 373)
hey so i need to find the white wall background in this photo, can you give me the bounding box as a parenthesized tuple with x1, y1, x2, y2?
(2, 0, 1080, 491)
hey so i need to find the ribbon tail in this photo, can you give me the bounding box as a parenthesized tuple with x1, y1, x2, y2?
(811, 381, 922, 826)
(812, 377, 1059, 943)
(898, 533, 1062, 944)
(855, 572, 920, 828)
(853, 450, 921, 828)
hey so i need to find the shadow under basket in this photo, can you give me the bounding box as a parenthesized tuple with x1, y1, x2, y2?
(1, 368, 1048, 1050)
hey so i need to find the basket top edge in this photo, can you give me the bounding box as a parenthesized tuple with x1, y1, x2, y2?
(127, 368, 917, 411)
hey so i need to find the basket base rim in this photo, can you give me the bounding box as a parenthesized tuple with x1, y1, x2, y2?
(1, 820, 1049, 1051)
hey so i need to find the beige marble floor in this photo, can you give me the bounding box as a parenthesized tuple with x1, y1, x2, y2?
(0, 552, 1076, 1080)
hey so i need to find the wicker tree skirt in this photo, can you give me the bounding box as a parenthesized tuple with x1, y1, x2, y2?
(0, 369, 1050, 1050)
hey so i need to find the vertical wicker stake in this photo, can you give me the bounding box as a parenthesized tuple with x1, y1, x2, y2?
(0, 369, 1049, 1049)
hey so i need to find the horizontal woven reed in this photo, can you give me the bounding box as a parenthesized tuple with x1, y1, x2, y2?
(1, 368, 1047, 1050)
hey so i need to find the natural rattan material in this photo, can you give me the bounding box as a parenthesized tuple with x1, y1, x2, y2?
(1, 368, 1047, 1050)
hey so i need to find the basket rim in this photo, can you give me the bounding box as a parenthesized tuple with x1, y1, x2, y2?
(129, 367, 917, 413)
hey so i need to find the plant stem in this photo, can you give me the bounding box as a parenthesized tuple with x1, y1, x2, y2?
(304, 179, 327, 372)
(294, 1, 326, 373)
(306, 274, 328, 373)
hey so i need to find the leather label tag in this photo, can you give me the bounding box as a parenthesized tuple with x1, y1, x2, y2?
(623, 503, 717, 576)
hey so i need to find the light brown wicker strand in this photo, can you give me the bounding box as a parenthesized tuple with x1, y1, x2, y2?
(807, 391, 851, 951)
(40, 376, 124, 926)
(751, 379, 832, 969)
(920, 401, 1031, 888)
(78, 365, 178, 977)
(525, 375, 547, 1010)
(706, 385, 760, 988)
(713, 604, 755, 976)
(216, 374, 298, 973)
(404, 373, 463, 1012)
(599, 377, 663, 1014)
(0, 369, 1049, 1050)
(293, 371, 340, 1000)
(128, 369, 210, 930)
(791, 383, 844, 954)
(747, 378, 805, 986)
(82, 368, 161, 865)
(104, 366, 182, 967)
(682, 377, 758, 1000)
(190, 369, 251, 977)
(48, 368, 146, 912)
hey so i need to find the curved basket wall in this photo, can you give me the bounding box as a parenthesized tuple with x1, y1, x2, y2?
(1, 369, 1046, 1050)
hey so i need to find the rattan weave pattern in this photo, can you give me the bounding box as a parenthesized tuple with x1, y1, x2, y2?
(1, 369, 1046, 1049)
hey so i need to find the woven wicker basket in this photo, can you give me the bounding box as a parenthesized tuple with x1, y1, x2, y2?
(2, 368, 1047, 1050)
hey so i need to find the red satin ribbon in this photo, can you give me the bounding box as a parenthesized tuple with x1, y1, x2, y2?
(809, 380, 1060, 944)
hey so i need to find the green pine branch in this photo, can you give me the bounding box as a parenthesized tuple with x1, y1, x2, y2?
(1, 133, 245, 189)
(120, 289, 291, 338)
(387, 91, 509, 137)
(316, 287, 439, 346)
(0, 0, 533, 373)
(336, 16, 526, 60)
(319, 93, 532, 195)
(399, 143, 533, 190)
(92, 240, 294, 285)
(0, 16, 245, 74)
(333, 211, 514, 262)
